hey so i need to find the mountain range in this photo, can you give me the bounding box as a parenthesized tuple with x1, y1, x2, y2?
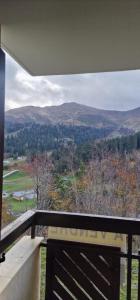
(5, 102, 140, 137)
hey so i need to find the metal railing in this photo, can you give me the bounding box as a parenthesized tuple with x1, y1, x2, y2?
(1, 210, 140, 299)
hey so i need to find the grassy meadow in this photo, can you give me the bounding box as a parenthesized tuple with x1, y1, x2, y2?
(3, 170, 33, 193)
(3, 169, 36, 215)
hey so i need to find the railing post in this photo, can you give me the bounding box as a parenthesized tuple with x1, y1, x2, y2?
(0, 35, 5, 262)
(138, 250, 140, 300)
(31, 225, 36, 239)
(127, 234, 132, 300)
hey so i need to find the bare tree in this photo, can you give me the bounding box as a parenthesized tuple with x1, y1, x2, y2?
(69, 150, 140, 218)
(30, 153, 53, 210)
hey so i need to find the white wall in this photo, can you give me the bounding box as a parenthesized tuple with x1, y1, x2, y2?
(0, 236, 43, 300)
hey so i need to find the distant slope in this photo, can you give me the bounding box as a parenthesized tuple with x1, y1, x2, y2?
(5, 123, 113, 156)
(6, 102, 140, 136)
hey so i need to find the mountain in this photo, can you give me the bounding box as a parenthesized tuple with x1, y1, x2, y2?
(6, 102, 140, 136)
(6, 102, 140, 157)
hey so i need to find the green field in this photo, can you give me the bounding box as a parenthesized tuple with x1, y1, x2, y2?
(3, 170, 33, 193)
(3, 170, 36, 214)
(41, 248, 46, 300)
(120, 261, 137, 299)
(7, 197, 35, 214)
(4, 170, 26, 180)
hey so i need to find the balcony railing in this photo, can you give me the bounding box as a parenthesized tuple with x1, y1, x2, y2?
(1, 210, 140, 299)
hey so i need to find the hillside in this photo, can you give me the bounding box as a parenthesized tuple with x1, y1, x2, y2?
(5, 102, 140, 135)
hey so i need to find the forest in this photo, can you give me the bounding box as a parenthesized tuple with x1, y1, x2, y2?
(21, 125, 140, 219)
(24, 148, 140, 219)
(5, 123, 114, 157)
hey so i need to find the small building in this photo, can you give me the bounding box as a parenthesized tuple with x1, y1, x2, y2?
(12, 190, 36, 201)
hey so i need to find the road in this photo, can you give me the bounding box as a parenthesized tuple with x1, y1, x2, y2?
(3, 170, 18, 179)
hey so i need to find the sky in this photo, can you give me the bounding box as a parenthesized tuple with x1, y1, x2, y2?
(5, 52, 140, 112)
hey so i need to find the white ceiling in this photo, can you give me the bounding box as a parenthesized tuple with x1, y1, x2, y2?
(1, 0, 140, 75)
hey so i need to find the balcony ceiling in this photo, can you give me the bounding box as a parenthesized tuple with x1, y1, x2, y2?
(0, 0, 140, 75)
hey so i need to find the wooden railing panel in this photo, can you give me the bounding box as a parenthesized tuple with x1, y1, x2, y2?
(45, 239, 120, 300)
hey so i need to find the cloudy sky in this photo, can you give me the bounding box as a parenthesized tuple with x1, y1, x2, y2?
(5, 53, 140, 112)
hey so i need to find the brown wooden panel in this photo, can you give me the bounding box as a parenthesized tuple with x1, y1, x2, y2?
(51, 295, 58, 300)
(63, 249, 110, 299)
(53, 277, 73, 300)
(54, 259, 89, 300)
(85, 252, 112, 282)
(45, 239, 121, 300)
(57, 250, 105, 300)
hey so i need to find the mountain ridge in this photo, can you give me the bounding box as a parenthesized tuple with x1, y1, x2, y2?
(5, 102, 140, 134)
(6, 101, 140, 114)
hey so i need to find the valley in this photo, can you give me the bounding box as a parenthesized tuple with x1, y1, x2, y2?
(3, 102, 140, 225)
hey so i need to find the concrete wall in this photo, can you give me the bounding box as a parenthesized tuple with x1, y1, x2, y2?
(2, 1, 140, 75)
(0, 236, 43, 300)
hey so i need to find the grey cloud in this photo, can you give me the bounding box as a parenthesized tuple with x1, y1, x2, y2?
(5, 53, 140, 111)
